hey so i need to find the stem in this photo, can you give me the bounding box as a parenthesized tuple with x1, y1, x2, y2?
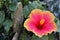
(12, 2, 23, 40)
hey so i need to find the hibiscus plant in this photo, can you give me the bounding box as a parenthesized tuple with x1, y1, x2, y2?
(0, 0, 60, 40)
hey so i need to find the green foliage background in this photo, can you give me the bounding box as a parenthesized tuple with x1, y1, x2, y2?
(0, 0, 60, 40)
(0, 0, 18, 40)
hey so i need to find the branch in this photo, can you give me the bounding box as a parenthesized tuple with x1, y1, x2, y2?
(12, 2, 23, 40)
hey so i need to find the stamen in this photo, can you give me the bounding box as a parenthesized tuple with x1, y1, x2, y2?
(40, 19, 45, 25)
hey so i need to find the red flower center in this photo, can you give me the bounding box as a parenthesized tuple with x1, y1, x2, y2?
(37, 25, 43, 30)
(37, 19, 45, 30)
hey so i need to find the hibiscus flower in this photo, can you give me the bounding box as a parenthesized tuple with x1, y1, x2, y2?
(24, 9, 57, 37)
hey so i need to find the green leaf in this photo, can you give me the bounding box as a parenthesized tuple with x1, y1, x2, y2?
(24, 0, 29, 5)
(0, 11, 5, 25)
(23, 6, 30, 18)
(9, 4, 18, 11)
(33, 1, 45, 10)
(54, 18, 58, 23)
(9, 0, 18, 4)
(12, 0, 18, 3)
(11, 13, 15, 19)
(48, 34, 55, 40)
(28, 1, 45, 11)
(59, 33, 60, 39)
(40, 36, 48, 40)
(0, 2, 2, 8)
(20, 31, 31, 40)
(31, 34, 40, 40)
(3, 19, 13, 32)
(28, 2, 37, 11)
(56, 20, 60, 32)
(31, 34, 48, 40)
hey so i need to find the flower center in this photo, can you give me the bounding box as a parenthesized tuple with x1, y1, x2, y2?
(40, 19, 45, 25)
(36, 19, 45, 30)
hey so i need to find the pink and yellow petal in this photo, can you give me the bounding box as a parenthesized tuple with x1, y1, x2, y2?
(50, 22, 57, 32)
(32, 29, 44, 38)
(31, 27, 47, 37)
(43, 11, 55, 23)
(47, 22, 57, 34)
(29, 9, 43, 18)
(24, 18, 37, 31)
(29, 9, 43, 24)
(43, 22, 57, 34)
(24, 19, 31, 31)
